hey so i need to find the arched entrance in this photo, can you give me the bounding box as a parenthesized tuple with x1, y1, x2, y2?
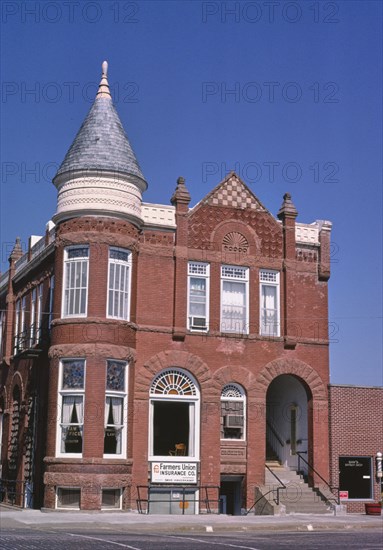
(266, 374, 311, 473)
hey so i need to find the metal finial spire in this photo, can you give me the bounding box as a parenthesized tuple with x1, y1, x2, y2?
(96, 60, 111, 99)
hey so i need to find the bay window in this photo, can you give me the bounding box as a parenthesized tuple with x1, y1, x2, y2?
(57, 359, 85, 456)
(221, 265, 249, 334)
(260, 270, 280, 337)
(104, 360, 127, 457)
(187, 262, 209, 331)
(62, 246, 89, 317)
(107, 248, 131, 320)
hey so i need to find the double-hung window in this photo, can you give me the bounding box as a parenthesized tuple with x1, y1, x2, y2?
(49, 275, 55, 328)
(260, 270, 280, 337)
(57, 359, 85, 456)
(107, 248, 131, 320)
(37, 283, 43, 342)
(21, 296, 27, 343)
(30, 288, 36, 345)
(14, 299, 20, 353)
(0, 310, 4, 357)
(221, 265, 249, 334)
(63, 247, 89, 317)
(187, 262, 209, 331)
(221, 384, 246, 440)
(104, 360, 127, 457)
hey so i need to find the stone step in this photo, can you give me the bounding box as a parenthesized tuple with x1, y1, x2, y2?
(263, 464, 333, 515)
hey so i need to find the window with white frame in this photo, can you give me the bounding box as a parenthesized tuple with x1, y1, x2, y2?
(56, 487, 81, 509)
(63, 247, 89, 317)
(21, 295, 27, 334)
(49, 275, 55, 328)
(57, 359, 85, 456)
(104, 360, 127, 457)
(101, 488, 122, 509)
(37, 283, 43, 342)
(107, 248, 131, 320)
(260, 270, 280, 337)
(221, 384, 246, 440)
(149, 369, 200, 460)
(0, 310, 4, 357)
(188, 262, 209, 331)
(221, 265, 249, 334)
(30, 288, 36, 345)
(14, 299, 20, 353)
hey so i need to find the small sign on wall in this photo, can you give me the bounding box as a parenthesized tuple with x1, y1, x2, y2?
(339, 490, 349, 500)
(151, 462, 197, 484)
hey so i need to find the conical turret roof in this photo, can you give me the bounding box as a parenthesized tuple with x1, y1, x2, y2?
(54, 61, 147, 190)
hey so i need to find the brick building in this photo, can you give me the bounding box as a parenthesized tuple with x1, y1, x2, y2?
(0, 62, 381, 514)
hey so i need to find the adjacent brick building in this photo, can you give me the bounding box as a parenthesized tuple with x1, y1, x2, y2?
(0, 62, 381, 514)
(329, 385, 383, 513)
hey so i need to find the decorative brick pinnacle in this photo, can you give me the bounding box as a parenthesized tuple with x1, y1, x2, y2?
(277, 192, 298, 220)
(9, 236, 23, 262)
(171, 176, 191, 205)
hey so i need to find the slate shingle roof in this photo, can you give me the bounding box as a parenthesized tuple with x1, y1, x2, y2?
(54, 96, 147, 188)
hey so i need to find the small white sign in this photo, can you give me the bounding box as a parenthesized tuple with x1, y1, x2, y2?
(151, 462, 197, 484)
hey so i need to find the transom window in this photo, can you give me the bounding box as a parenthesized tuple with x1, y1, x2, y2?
(57, 359, 85, 456)
(104, 360, 127, 457)
(150, 370, 197, 396)
(260, 269, 280, 337)
(107, 247, 132, 320)
(63, 246, 89, 317)
(149, 369, 200, 459)
(221, 383, 246, 440)
(221, 265, 249, 334)
(187, 262, 209, 331)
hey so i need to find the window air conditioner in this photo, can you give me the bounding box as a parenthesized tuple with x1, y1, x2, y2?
(225, 415, 244, 428)
(190, 316, 207, 330)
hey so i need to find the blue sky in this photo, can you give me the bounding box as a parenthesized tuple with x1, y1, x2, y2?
(1, 1, 382, 386)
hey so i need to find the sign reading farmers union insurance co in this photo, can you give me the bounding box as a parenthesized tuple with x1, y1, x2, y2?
(151, 462, 197, 484)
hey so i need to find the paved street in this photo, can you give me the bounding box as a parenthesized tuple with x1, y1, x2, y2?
(0, 529, 382, 549)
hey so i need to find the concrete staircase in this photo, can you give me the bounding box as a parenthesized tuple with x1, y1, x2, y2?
(261, 462, 335, 515)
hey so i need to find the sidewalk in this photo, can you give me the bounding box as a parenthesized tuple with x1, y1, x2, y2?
(0, 505, 382, 533)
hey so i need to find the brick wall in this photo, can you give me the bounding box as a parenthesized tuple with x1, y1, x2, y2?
(329, 385, 383, 512)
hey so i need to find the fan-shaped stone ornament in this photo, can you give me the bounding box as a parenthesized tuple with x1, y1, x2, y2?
(222, 232, 249, 254)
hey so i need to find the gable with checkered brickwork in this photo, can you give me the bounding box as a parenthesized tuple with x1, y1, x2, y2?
(202, 173, 266, 211)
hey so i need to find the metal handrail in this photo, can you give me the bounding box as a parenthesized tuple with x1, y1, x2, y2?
(265, 464, 287, 505)
(0, 478, 33, 508)
(296, 451, 339, 505)
(266, 419, 285, 447)
(14, 327, 46, 355)
(246, 465, 287, 515)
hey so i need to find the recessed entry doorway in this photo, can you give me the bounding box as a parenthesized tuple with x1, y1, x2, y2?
(220, 475, 243, 515)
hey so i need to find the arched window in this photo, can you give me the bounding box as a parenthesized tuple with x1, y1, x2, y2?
(221, 383, 246, 440)
(149, 369, 200, 459)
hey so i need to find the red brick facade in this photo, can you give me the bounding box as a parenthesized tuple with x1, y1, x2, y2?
(0, 65, 380, 515)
